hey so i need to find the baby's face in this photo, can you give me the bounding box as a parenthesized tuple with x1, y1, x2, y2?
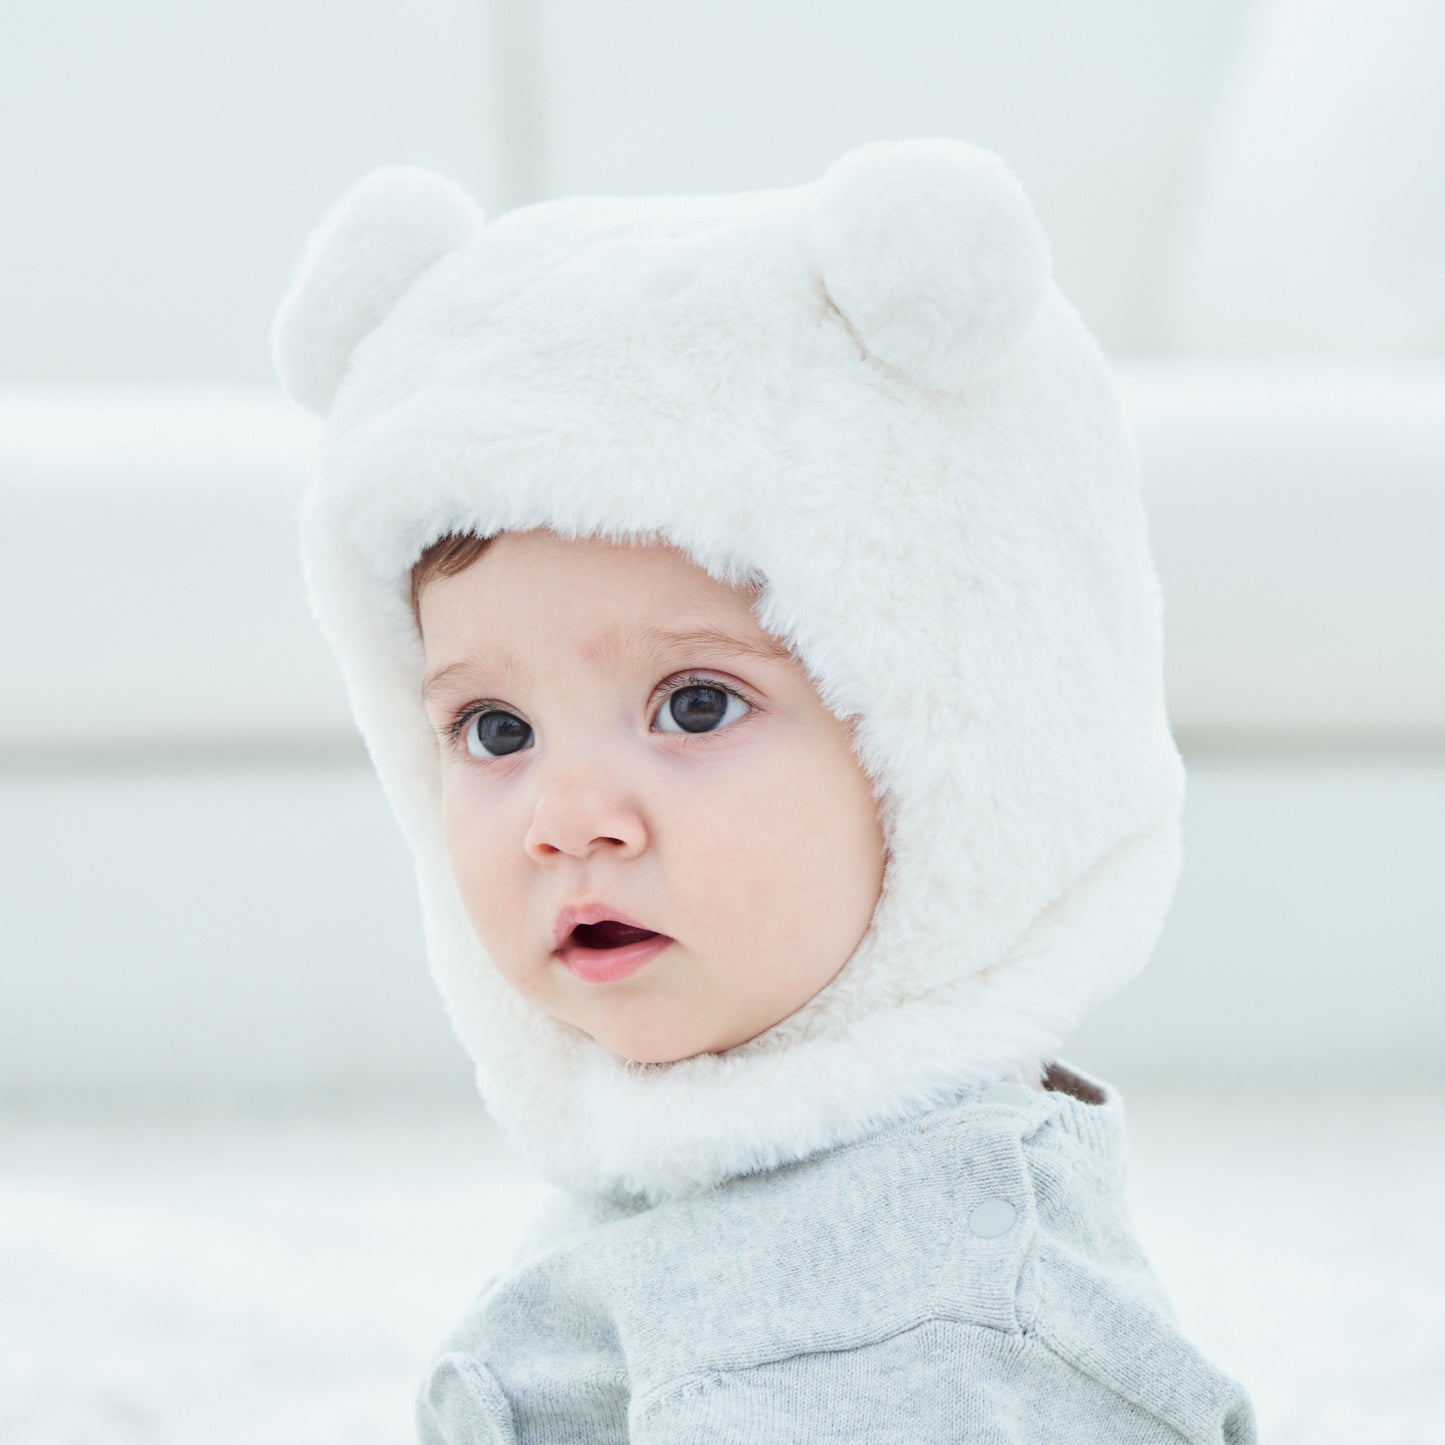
(418, 527, 887, 1065)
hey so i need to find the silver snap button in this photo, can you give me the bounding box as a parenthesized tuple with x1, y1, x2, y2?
(968, 1197, 1018, 1238)
(978, 1081, 1033, 1107)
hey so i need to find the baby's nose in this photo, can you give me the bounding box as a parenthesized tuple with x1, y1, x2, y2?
(523, 780, 647, 862)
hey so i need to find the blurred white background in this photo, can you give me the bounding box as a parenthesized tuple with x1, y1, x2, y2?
(2, 1, 1442, 1441)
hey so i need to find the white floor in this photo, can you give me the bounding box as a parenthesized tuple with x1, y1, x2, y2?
(3, 1086, 1442, 1444)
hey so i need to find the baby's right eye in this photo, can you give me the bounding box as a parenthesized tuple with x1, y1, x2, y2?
(459, 708, 532, 760)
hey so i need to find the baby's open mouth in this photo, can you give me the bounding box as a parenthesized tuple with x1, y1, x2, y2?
(555, 916, 674, 983)
(569, 920, 661, 950)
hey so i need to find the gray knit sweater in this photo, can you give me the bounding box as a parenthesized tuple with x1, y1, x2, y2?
(415, 1060, 1256, 1443)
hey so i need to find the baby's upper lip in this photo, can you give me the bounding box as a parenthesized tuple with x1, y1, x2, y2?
(552, 902, 667, 953)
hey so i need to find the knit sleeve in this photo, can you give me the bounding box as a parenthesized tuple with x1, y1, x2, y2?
(631, 1318, 1256, 1445)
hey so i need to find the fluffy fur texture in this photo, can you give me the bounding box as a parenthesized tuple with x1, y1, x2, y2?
(270, 167, 485, 414)
(271, 137, 1185, 1204)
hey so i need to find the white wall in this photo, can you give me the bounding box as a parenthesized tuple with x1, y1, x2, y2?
(0, 0, 1252, 388)
(0, 0, 506, 386)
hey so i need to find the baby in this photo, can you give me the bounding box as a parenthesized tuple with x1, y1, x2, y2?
(273, 137, 1257, 1442)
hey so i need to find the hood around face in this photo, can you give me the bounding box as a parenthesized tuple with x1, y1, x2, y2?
(271, 138, 1184, 1203)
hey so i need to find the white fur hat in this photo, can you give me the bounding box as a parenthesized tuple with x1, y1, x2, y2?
(271, 138, 1184, 1203)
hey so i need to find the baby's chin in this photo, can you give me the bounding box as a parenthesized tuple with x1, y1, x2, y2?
(593, 1027, 732, 1068)
(513, 957, 800, 1065)
(580, 1009, 776, 1067)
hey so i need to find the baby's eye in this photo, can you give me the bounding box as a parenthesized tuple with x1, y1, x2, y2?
(461, 709, 532, 760)
(654, 678, 752, 736)
(448, 676, 754, 762)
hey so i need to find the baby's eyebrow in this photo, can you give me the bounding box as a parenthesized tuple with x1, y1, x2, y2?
(421, 625, 793, 701)
(638, 626, 794, 665)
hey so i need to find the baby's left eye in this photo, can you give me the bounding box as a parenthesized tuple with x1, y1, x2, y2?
(654, 680, 751, 736)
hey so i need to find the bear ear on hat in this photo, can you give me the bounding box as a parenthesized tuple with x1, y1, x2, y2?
(807, 137, 1052, 391)
(270, 166, 486, 415)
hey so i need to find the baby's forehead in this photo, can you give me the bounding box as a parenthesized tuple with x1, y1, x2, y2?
(465, 527, 773, 628)
(419, 528, 797, 687)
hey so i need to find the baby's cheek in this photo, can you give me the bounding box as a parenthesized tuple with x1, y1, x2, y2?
(705, 841, 810, 965)
(440, 820, 512, 951)
(703, 768, 791, 853)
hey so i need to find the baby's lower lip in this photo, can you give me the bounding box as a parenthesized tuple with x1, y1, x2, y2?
(556, 932, 673, 984)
